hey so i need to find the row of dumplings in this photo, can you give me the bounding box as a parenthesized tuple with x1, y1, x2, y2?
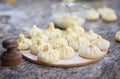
(86, 7, 117, 22)
(17, 22, 110, 64)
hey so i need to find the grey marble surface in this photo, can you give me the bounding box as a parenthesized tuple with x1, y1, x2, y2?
(0, 0, 120, 79)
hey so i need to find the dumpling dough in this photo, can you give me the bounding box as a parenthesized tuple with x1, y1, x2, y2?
(115, 31, 120, 42)
(44, 22, 62, 40)
(30, 40, 45, 55)
(31, 33, 48, 44)
(69, 37, 90, 51)
(59, 44, 75, 59)
(49, 35, 68, 49)
(62, 28, 77, 42)
(69, 24, 85, 36)
(82, 29, 98, 42)
(27, 25, 43, 38)
(86, 9, 99, 20)
(37, 45, 60, 64)
(98, 7, 117, 22)
(17, 33, 32, 50)
(78, 43, 102, 59)
(92, 36, 110, 50)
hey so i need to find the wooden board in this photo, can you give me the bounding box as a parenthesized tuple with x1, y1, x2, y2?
(21, 50, 108, 68)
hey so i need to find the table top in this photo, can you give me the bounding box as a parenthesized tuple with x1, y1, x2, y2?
(0, 0, 120, 79)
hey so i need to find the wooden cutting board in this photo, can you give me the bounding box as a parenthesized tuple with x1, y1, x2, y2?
(21, 50, 108, 68)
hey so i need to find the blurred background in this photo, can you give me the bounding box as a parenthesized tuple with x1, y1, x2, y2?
(0, 0, 119, 38)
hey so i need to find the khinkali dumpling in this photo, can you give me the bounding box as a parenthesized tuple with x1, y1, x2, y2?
(62, 28, 77, 42)
(86, 9, 99, 20)
(37, 45, 60, 64)
(30, 40, 45, 55)
(27, 25, 43, 38)
(98, 7, 117, 22)
(69, 24, 85, 36)
(69, 37, 90, 51)
(18, 33, 32, 50)
(115, 31, 120, 42)
(59, 44, 75, 59)
(44, 22, 62, 40)
(92, 36, 110, 50)
(78, 43, 102, 59)
(49, 35, 68, 49)
(31, 33, 48, 44)
(82, 29, 98, 42)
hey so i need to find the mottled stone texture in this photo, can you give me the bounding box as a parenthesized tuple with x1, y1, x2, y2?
(0, 0, 120, 79)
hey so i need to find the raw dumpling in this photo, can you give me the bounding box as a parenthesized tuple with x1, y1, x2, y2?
(69, 37, 90, 51)
(17, 33, 32, 50)
(62, 28, 77, 42)
(86, 9, 99, 20)
(59, 44, 75, 59)
(37, 45, 60, 64)
(69, 24, 85, 36)
(31, 33, 48, 44)
(30, 40, 45, 55)
(115, 31, 120, 42)
(44, 22, 62, 40)
(82, 29, 98, 42)
(98, 7, 117, 22)
(92, 36, 110, 50)
(49, 35, 68, 49)
(78, 43, 102, 59)
(27, 25, 43, 38)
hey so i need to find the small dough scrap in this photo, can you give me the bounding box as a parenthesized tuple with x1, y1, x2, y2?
(69, 24, 85, 36)
(30, 40, 45, 55)
(27, 25, 43, 38)
(49, 35, 68, 49)
(69, 37, 90, 51)
(86, 9, 99, 20)
(78, 43, 102, 59)
(82, 29, 98, 42)
(115, 31, 120, 41)
(62, 28, 77, 42)
(18, 33, 32, 50)
(92, 36, 110, 50)
(37, 45, 60, 64)
(98, 7, 117, 22)
(31, 33, 48, 44)
(44, 22, 62, 40)
(59, 44, 75, 59)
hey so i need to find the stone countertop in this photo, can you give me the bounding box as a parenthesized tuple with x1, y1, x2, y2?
(0, 0, 120, 79)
